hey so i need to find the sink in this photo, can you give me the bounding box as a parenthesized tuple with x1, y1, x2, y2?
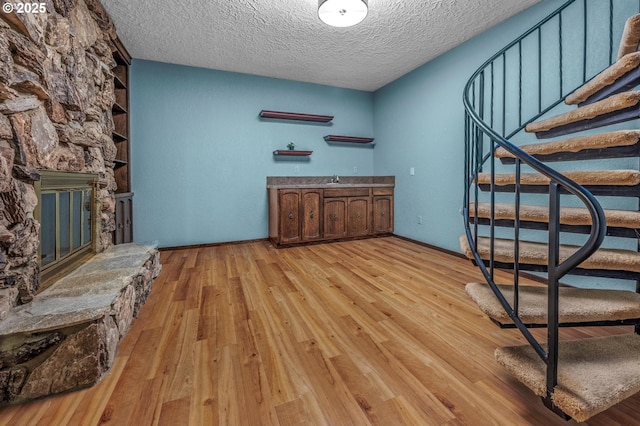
(326, 182, 340, 185)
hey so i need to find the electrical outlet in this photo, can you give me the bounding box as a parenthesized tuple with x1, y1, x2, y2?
(410, 167, 415, 176)
(353, 166, 358, 174)
(294, 165, 299, 174)
(418, 215, 423, 224)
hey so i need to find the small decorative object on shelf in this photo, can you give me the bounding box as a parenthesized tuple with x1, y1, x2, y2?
(287, 141, 296, 150)
(324, 135, 375, 144)
(260, 110, 334, 123)
(273, 150, 313, 156)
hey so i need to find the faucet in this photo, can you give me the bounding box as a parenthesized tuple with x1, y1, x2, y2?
(331, 174, 340, 183)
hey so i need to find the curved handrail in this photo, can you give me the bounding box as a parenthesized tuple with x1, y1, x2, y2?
(463, 111, 606, 356)
(465, 0, 581, 139)
(461, 0, 611, 401)
(463, 108, 607, 272)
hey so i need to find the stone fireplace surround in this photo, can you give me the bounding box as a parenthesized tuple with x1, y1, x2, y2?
(0, 1, 160, 405)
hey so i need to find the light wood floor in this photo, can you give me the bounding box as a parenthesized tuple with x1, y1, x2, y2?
(0, 237, 638, 425)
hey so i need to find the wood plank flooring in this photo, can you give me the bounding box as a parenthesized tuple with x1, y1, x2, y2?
(0, 236, 638, 425)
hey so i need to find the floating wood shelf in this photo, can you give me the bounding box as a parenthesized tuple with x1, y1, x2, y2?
(113, 159, 128, 168)
(273, 150, 313, 156)
(260, 110, 333, 123)
(324, 135, 375, 144)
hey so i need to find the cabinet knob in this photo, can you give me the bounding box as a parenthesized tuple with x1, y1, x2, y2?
(381, 211, 385, 217)
(288, 212, 294, 220)
(310, 211, 314, 219)
(356, 213, 361, 219)
(332, 214, 338, 221)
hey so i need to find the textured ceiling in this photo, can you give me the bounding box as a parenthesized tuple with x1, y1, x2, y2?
(101, 0, 542, 92)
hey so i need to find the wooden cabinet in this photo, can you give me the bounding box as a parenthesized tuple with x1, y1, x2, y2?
(114, 192, 133, 244)
(347, 197, 370, 236)
(268, 185, 393, 247)
(323, 198, 347, 239)
(301, 190, 323, 241)
(324, 187, 369, 239)
(279, 190, 302, 244)
(269, 189, 325, 245)
(373, 188, 394, 234)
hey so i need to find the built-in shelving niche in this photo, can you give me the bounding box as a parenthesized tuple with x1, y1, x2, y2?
(111, 36, 131, 187)
(111, 36, 134, 245)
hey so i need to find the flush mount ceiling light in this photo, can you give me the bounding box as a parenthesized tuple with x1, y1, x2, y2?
(318, 0, 368, 28)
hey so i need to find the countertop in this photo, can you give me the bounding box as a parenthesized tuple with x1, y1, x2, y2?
(267, 176, 395, 189)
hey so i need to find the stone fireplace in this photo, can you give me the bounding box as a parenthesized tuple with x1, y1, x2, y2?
(0, 0, 120, 311)
(0, 1, 160, 405)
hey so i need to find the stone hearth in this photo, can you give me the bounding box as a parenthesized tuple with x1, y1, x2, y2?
(0, 243, 160, 405)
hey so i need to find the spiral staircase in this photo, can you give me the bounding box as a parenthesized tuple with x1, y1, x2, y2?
(462, 0, 640, 421)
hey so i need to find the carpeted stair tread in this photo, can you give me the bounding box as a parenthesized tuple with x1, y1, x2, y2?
(459, 235, 640, 274)
(469, 202, 640, 229)
(475, 169, 640, 187)
(495, 334, 640, 422)
(565, 52, 640, 105)
(524, 91, 640, 134)
(494, 130, 640, 159)
(465, 282, 640, 324)
(618, 14, 640, 59)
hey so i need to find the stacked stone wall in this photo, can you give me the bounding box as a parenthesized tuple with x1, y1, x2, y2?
(0, 0, 119, 318)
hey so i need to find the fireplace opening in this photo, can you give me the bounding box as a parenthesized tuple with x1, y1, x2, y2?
(34, 171, 100, 288)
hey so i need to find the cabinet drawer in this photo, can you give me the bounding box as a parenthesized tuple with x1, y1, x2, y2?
(323, 187, 370, 198)
(372, 188, 393, 196)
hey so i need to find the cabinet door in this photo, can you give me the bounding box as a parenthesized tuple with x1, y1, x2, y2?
(347, 197, 370, 236)
(301, 190, 322, 241)
(279, 190, 301, 244)
(323, 198, 347, 239)
(373, 196, 393, 234)
(114, 193, 134, 244)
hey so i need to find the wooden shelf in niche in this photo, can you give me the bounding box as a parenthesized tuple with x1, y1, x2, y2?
(112, 131, 127, 142)
(324, 135, 375, 144)
(113, 73, 126, 89)
(111, 35, 131, 196)
(112, 102, 127, 114)
(273, 150, 313, 156)
(260, 110, 333, 123)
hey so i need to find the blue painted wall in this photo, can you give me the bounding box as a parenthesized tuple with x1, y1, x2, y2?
(372, 0, 637, 252)
(130, 0, 637, 254)
(130, 61, 373, 247)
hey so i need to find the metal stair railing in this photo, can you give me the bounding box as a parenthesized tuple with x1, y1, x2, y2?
(461, 0, 640, 413)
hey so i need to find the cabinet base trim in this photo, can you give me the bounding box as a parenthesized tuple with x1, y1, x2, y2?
(270, 233, 393, 249)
